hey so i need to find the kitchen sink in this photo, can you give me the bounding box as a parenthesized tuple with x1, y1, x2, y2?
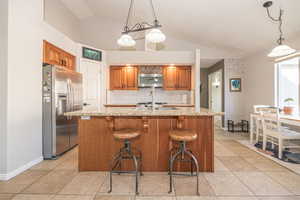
(155, 107, 178, 111)
(135, 106, 178, 111)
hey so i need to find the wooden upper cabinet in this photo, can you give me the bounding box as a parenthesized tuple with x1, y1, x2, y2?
(43, 40, 76, 71)
(110, 66, 124, 90)
(123, 67, 138, 90)
(176, 66, 191, 90)
(110, 66, 138, 90)
(44, 42, 61, 66)
(163, 66, 191, 90)
(163, 66, 177, 90)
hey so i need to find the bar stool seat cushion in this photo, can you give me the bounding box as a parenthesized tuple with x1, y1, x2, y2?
(169, 129, 197, 142)
(113, 128, 140, 140)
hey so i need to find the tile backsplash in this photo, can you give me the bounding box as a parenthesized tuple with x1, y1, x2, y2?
(108, 88, 192, 104)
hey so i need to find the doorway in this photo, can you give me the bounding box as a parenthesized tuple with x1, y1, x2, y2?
(79, 59, 102, 110)
(208, 69, 223, 127)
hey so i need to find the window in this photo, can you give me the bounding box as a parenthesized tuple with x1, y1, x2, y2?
(276, 57, 300, 114)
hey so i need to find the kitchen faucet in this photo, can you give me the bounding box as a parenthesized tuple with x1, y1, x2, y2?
(150, 85, 156, 111)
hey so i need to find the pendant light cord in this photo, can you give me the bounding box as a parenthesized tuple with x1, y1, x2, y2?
(125, 0, 134, 32)
(150, 0, 158, 21)
(266, 7, 284, 45)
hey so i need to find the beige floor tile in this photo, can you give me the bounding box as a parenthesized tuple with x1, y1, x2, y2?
(59, 172, 106, 195)
(243, 156, 289, 172)
(94, 195, 134, 200)
(214, 157, 230, 172)
(257, 197, 298, 200)
(31, 159, 65, 171)
(204, 172, 253, 196)
(214, 145, 237, 157)
(177, 197, 216, 200)
(135, 197, 175, 200)
(52, 195, 94, 200)
(217, 197, 258, 200)
(234, 172, 292, 196)
(0, 194, 14, 200)
(218, 156, 258, 172)
(11, 194, 54, 200)
(139, 174, 174, 196)
(54, 159, 78, 170)
(98, 175, 135, 195)
(265, 172, 300, 195)
(174, 174, 215, 196)
(228, 147, 261, 157)
(217, 140, 246, 148)
(22, 170, 77, 194)
(0, 170, 48, 193)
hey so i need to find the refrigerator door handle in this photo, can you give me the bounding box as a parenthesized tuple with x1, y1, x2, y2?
(66, 80, 71, 120)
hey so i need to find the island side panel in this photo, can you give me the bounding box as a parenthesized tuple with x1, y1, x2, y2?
(78, 116, 214, 172)
(169, 116, 214, 172)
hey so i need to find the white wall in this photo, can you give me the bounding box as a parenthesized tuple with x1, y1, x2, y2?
(44, 0, 81, 42)
(243, 37, 300, 119)
(0, 0, 8, 177)
(43, 22, 78, 57)
(4, 0, 44, 179)
(0, 0, 81, 180)
(107, 51, 195, 65)
(224, 59, 246, 123)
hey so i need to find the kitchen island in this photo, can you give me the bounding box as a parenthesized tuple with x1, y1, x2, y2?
(65, 108, 222, 172)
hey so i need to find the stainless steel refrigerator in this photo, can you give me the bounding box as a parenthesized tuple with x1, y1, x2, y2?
(42, 65, 83, 159)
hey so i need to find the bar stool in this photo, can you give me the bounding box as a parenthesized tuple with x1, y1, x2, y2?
(108, 128, 142, 195)
(168, 128, 199, 195)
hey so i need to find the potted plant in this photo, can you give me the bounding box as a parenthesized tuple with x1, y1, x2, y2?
(283, 98, 295, 115)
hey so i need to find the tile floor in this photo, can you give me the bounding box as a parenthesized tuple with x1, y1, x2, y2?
(1, 128, 300, 200)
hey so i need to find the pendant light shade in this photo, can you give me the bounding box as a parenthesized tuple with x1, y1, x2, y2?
(117, 0, 165, 47)
(146, 29, 166, 43)
(268, 44, 296, 57)
(117, 34, 136, 47)
(263, 1, 297, 58)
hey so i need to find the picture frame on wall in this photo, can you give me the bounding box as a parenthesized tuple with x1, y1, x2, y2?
(82, 47, 102, 61)
(230, 78, 241, 92)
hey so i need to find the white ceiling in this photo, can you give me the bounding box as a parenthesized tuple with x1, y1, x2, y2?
(201, 59, 223, 68)
(60, 0, 300, 56)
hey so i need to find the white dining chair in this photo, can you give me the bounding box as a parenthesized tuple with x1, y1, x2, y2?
(250, 105, 275, 144)
(261, 111, 300, 159)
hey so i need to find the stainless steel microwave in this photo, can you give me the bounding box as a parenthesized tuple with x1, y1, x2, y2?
(138, 73, 163, 88)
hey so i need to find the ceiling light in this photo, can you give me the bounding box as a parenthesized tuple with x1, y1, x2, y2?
(268, 45, 296, 58)
(117, 34, 136, 47)
(262, 1, 297, 57)
(117, 0, 166, 47)
(146, 29, 166, 43)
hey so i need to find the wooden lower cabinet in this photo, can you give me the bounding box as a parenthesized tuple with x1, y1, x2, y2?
(110, 66, 138, 90)
(78, 116, 214, 172)
(43, 40, 76, 71)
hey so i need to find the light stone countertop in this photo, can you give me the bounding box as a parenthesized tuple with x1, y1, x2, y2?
(65, 107, 224, 117)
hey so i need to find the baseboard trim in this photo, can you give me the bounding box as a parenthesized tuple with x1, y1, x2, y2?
(0, 156, 43, 181)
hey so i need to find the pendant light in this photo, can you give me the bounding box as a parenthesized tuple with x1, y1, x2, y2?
(146, 28, 166, 43)
(263, 1, 296, 57)
(117, 0, 166, 47)
(117, 34, 136, 47)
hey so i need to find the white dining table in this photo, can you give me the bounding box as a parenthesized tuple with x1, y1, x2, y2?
(250, 113, 300, 144)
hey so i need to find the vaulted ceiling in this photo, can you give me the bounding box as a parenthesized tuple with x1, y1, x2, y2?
(60, 0, 300, 57)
